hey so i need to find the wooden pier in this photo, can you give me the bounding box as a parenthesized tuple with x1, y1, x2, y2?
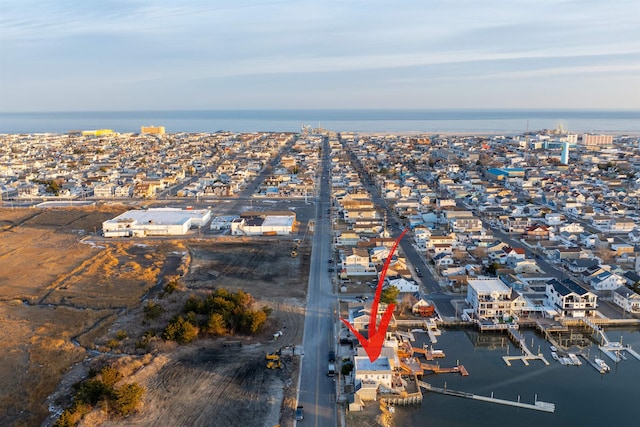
(420, 362, 469, 376)
(502, 328, 550, 366)
(417, 381, 555, 413)
(579, 354, 608, 374)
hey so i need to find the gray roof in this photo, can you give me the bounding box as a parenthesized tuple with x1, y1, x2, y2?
(547, 278, 591, 296)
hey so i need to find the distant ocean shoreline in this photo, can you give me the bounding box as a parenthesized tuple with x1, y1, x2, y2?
(1, 109, 639, 135)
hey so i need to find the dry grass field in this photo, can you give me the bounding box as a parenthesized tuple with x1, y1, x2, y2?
(0, 207, 310, 427)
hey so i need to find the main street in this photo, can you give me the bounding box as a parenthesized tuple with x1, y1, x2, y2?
(297, 136, 337, 426)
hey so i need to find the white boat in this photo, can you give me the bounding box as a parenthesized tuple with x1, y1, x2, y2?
(595, 358, 611, 373)
(551, 352, 559, 361)
(550, 346, 557, 352)
(568, 353, 582, 366)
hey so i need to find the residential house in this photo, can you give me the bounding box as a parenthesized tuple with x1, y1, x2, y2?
(466, 278, 527, 322)
(628, 229, 640, 244)
(433, 252, 455, 267)
(611, 219, 636, 233)
(544, 212, 564, 226)
(507, 217, 530, 233)
(623, 270, 640, 287)
(552, 247, 583, 263)
(610, 241, 635, 257)
(336, 232, 360, 247)
(370, 246, 391, 264)
(566, 258, 599, 274)
(545, 279, 598, 318)
(341, 248, 376, 277)
(94, 183, 115, 198)
(385, 276, 419, 293)
(579, 233, 598, 248)
(612, 287, 640, 315)
(590, 271, 626, 292)
(510, 259, 543, 274)
(412, 298, 436, 317)
(353, 356, 393, 401)
(524, 224, 550, 240)
(559, 222, 585, 234)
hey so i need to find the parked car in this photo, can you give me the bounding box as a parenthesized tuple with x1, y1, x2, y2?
(295, 405, 304, 421)
(328, 268, 334, 272)
(328, 350, 335, 363)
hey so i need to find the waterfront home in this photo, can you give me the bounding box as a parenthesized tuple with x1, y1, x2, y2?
(353, 355, 393, 401)
(612, 286, 640, 315)
(545, 279, 598, 318)
(466, 278, 527, 322)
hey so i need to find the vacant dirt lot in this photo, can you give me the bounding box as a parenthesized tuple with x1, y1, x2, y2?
(0, 207, 310, 427)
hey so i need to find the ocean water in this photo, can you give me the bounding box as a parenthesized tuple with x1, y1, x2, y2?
(1, 109, 640, 135)
(393, 327, 640, 427)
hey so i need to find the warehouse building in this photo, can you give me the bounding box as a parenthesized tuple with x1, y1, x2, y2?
(230, 211, 296, 236)
(102, 207, 211, 237)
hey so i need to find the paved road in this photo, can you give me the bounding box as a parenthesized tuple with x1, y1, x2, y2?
(297, 136, 337, 427)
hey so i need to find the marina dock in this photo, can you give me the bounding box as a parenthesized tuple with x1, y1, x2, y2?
(417, 381, 555, 413)
(502, 328, 550, 366)
(420, 362, 469, 376)
(581, 318, 640, 364)
(579, 354, 609, 374)
(425, 318, 440, 344)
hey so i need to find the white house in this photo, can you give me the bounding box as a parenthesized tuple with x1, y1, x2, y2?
(370, 246, 391, 263)
(590, 271, 625, 291)
(545, 212, 564, 226)
(612, 287, 640, 315)
(385, 277, 419, 293)
(559, 222, 585, 234)
(466, 278, 527, 321)
(353, 356, 393, 401)
(545, 278, 598, 318)
(342, 248, 376, 276)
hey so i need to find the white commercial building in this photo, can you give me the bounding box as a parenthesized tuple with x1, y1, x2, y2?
(102, 207, 211, 237)
(230, 211, 296, 235)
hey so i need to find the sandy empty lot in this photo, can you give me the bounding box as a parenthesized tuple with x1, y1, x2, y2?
(0, 207, 309, 427)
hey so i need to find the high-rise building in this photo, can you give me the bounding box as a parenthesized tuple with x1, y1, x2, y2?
(140, 126, 165, 135)
(580, 134, 613, 147)
(560, 142, 569, 165)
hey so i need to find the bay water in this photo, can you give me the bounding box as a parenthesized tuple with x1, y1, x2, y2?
(394, 327, 640, 427)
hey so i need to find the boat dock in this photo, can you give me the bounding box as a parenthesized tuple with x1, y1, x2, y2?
(420, 362, 469, 376)
(502, 328, 550, 366)
(579, 354, 608, 374)
(417, 381, 555, 413)
(598, 343, 640, 363)
(425, 318, 440, 344)
(581, 318, 640, 364)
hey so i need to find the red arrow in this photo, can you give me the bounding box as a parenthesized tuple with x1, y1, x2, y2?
(341, 227, 409, 362)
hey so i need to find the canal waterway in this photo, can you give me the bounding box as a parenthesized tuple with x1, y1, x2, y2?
(393, 326, 640, 427)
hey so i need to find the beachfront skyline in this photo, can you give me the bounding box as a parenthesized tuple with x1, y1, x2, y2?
(1, 0, 639, 112)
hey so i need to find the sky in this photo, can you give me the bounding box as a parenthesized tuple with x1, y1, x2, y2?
(1, 0, 639, 112)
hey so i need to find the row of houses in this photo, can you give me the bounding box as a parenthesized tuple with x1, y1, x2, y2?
(0, 131, 295, 201)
